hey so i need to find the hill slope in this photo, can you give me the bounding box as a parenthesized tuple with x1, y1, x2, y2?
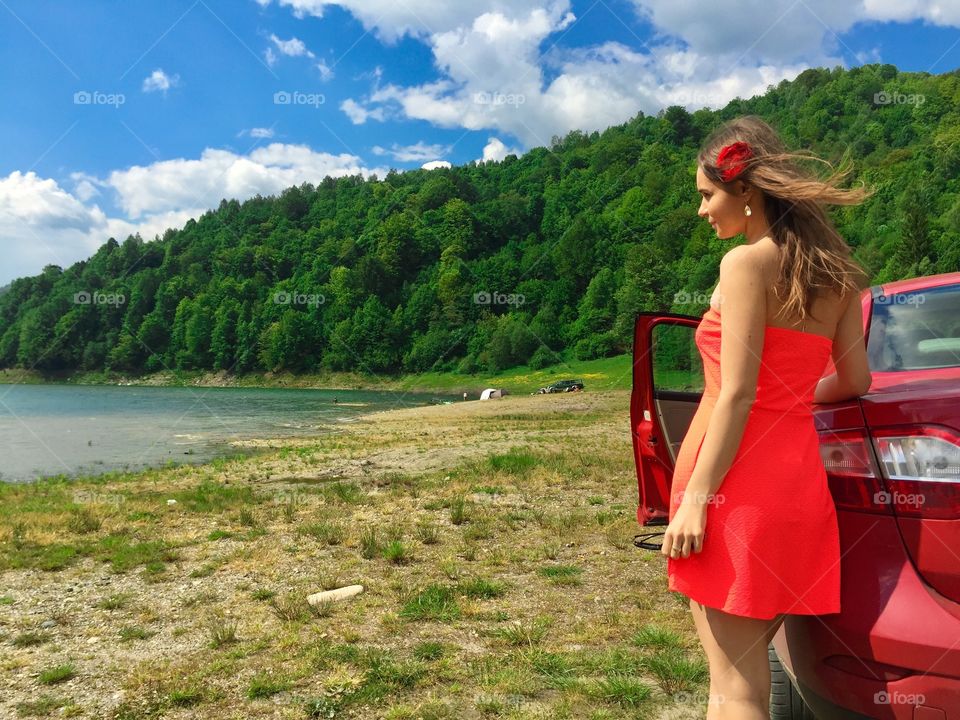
(1, 63, 957, 378)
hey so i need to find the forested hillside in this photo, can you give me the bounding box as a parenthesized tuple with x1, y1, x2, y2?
(1, 63, 957, 377)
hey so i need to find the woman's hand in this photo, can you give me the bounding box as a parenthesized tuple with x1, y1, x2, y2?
(661, 498, 708, 559)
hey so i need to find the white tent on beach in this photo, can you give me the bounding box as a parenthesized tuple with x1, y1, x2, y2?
(479, 388, 508, 400)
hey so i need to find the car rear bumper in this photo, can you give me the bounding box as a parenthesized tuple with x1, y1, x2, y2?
(772, 510, 960, 719)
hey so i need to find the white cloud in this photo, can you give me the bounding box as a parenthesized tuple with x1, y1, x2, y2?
(421, 160, 452, 170)
(272, 0, 958, 151)
(142, 69, 179, 94)
(0, 145, 389, 285)
(107, 143, 386, 218)
(480, 137, 520, 163)
(316, 59, 334, 81)
(340, 98, 386, 124)
(630, 1, 860, 65)
(342, 5, 809, 146)
(630, 1, 960, 62)
(0, 171, 109, 285)
(862, 0, 960, 25)
(267, 33, 316, 68)
(372, 141, 451, 162)
(270, 33, 315, 57)
(255, 0, 555, 41)
(69, 172, 102, 202)
(247, 127, 276, 139)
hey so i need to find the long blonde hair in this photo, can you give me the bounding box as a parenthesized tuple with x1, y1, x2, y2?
(698, 115, 873, 324)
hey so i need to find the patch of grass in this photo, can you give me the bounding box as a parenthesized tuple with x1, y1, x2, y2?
(632, 624, 684, 650)
(383, 540, 412, 565)
(207, 529, 234, 541)
(119, 626, 155, 642)
(439, 557, 461, 580)
(269, 592, 320, 623)
(594, 509, 620, 526)
(97, 533, 178, 573)
(237, 507, 258, 527)
(281, 494, 302, 522)
(398, 585, 461, 622)
(537, 564, 583, 586)
(12, 631, 49, 648)
(316, 571, 344, 591)
(323, 481, 365, 505)
(299, 521, 344, 545)
(167, 686, 204, 707)
(588, 673, 654, 708)
(456, 577, 506, 599)
(384, 521, 405, 543)
(462, 517, 495, 541)
(37, 663, 76, 685)
(460, 541, 479, 562)
(415, 521, 440, 545)
(448, 495, 470, 525)
(171, 479, 255, 513)
(189, 563, 218, 578)
(411, 641, 445, 661)
(486, 448, 540, 478)
(242, 526, 268, 541)
(66, 506, 103, 534)
(251, 588, 276, 601)
(540, 540, 562, 560)
(359, 527, 381, 560)
(640, 648, 708, 695)
(96, 592, 132, 610)
(247, 672, 291, 699)
(494, 617, 551, 648)
(528, 649, 577, 689)
(310, 599, 335, 618)
(15, 694, 69, 717)
(206, 613, 239, 648)
(0, 595, 14, 605)
(35, 544, 80, 571)
(367, 654, 429, 690)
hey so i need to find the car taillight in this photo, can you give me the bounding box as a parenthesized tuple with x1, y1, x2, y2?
(870, 425, 960, 519)
(870, 424, 960, 603)
(818, 429, 891, 514)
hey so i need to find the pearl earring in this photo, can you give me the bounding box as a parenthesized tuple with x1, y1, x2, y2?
(744, 204, 752, 217)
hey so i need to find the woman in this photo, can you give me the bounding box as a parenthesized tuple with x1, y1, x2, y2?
(660, 115, 874, 719)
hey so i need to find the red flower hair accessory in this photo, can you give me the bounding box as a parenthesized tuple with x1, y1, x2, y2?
(716, 141, 753, 182)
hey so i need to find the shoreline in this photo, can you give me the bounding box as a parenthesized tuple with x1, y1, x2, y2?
(0, 367, 472, 394)
(0, 353, 632, 397)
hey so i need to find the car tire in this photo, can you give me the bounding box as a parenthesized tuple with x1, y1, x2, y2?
(769, 645, 816, 720)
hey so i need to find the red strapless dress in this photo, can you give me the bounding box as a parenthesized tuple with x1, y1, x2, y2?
(667, 306, 841, 620)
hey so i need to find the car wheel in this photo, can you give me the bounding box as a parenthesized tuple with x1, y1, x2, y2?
(769, 645, 816, 720)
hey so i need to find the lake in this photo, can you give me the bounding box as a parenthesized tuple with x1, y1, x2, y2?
(0, 384, 452, 482)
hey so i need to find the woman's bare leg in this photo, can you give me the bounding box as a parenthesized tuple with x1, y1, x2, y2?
(689, 598, 786, 719)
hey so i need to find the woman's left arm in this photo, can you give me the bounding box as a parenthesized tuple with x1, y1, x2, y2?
(661, 247, 766, 558)
(682, 245, 767, 503)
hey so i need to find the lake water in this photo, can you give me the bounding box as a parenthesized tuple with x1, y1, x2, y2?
(0, 384, 452, 483)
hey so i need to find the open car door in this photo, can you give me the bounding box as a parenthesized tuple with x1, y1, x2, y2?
(631, 311, 706, 537)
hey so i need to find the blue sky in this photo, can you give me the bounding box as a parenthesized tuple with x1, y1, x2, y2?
(0, 0, 958, 286)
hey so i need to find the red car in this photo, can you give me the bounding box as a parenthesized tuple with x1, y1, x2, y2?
(631, 270, 960, 719)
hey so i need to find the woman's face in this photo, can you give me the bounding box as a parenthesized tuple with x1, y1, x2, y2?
(696, 165, 749, 240)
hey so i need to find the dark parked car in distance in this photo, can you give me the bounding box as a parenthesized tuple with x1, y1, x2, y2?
(536, 379, 584, 394)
